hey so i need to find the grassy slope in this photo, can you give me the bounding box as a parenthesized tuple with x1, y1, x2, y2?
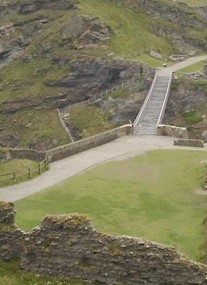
(70, 105, 114, 139)
(1, 0, 207, 149)
(0, 109, 70, 150)
(0, 159, 42, 186)
(178, 60, 207, 73)
(78, 0, 173, 57)
(179, 0, 207, 7)
(15, 150, 207, 261)
(0, 159, 36, 175)
(0, 0, 174, 149)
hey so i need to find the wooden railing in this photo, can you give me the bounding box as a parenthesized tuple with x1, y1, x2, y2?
(0, 155, 49, 186)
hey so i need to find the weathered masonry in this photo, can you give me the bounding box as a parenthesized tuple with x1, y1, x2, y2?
(1, 201, 207, 284)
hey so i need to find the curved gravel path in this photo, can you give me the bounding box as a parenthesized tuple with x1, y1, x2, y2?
(0, 135, 206, 202)
(158, 55, 207, 75)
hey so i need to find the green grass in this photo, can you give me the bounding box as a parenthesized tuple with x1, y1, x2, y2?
(15, 150, 207, 261)
(70, 105, 114, 139)
(182, 110, 203, 125)
(178, 61, 206, 73)
(78, 0, 174, 57)
(137, 54, 173, 68)
(0, 58, 69, 101)
(0, 159, 37, 175)
(178, 0, 207, 7)
(0, 109, 70, 150)
(0, 159, 41, 186)
(104, 84, 146, 100)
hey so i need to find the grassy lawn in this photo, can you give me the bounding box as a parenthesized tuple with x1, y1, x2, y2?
(15, 150, 207, 262)
(0, 159, 42, 186)
(0, 159, 48, 187)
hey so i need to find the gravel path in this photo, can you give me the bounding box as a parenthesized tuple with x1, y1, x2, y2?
(0, 135, 206, 202)
(158, 55, 207, 75)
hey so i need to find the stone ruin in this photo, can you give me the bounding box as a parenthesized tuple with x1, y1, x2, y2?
(157, 124, 188, 139)
(1, 201, 207, 284)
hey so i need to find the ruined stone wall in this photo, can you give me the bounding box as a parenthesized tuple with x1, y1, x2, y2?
(157, 124, 189, 139)
(0, 148, 46, 162)
(1, 202, 207, 284)
(47, 124, 132, 162)
(8, 148, 46, 161)
(0, 202, 24, 261)
(174, 138, 204, 148)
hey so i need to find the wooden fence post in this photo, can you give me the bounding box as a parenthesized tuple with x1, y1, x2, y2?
(38, 163, 41, 174)
(28, 168, 31, 179)
(13, 172, 16, 183)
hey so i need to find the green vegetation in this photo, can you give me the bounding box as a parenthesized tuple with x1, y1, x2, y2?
(15, 150, 207, 261)
(104, 83, 146, 100)
(78, 0, 174, 57)
(178, 61, 206, 73)
(178, 0, 207, 7)
(70, 105, 114, 138)
(182, 110, 203, 125)
(0, 109, 70, 150)
(0, 159, 37, 175)
(0, 58, 69, 101)
(137, 54, 172, 68)
(0, 0, 207, 149)
(0, 159, 41, 186)
(0, 260, 85, 285)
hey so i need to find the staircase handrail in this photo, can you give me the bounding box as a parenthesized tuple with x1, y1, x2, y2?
(133, 72, 158, 128)
(156, 72, 173, 127)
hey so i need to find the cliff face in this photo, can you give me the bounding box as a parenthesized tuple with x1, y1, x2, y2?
(164, 79, 207, 140)
(1, 201, 207, 285)
(0, 0, 206, 150)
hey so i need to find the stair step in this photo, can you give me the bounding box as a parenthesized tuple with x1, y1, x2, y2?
(133, 73, 172, 135)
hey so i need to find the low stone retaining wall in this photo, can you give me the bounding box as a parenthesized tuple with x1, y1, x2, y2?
(157, 124, 188, 139)
(47, 124, 132, 162)
(1, 202, 207, 285)
(1, 148, 46, 162)
(174, 138, 204, 148)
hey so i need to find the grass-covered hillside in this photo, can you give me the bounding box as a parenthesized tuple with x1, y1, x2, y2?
(0, 0, 207, 150)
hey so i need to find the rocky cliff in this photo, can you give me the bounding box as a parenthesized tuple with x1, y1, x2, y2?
(0, 0, 206, 149)
(164, 78, 207, 140)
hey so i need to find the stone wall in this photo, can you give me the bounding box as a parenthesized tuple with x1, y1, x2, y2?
(47, 124, 132, 162)
(174, 138, 204, 148)
(1, 125, 131, 164)
(1, 148, 47, 162)
(157, 124, 188, 139)
(8, 148, 46, 161)
(0, 202, 24, 261)
(1, 202, 207, 284)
